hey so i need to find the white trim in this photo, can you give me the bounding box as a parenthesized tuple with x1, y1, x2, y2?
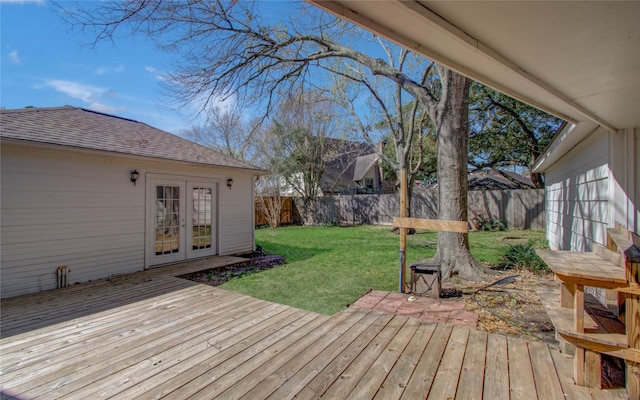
(145, 175, 221, 268)
(186, 181, 219, 259)
(533, 121, 600, 173)
(146, 177, 187, 267)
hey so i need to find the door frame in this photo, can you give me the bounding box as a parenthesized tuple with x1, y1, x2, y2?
(186, 180, 218, 260)
(145, 174, 219, 269)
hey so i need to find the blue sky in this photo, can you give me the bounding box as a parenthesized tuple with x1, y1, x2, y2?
(1, 0, 392, 138)
(1, 0, 200, 134)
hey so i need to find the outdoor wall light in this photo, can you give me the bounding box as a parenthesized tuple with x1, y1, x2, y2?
(130, 170, 140, 186)
(227, 178, 234, 189)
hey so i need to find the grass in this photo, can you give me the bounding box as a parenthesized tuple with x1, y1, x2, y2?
(220, 225, 546, 315)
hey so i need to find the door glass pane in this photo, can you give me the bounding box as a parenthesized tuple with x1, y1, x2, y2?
(192, 188, 212, 250)
(155, 185, 180, 255)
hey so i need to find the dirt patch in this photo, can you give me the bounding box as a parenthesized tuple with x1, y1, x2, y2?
(448, 269, 558, 345)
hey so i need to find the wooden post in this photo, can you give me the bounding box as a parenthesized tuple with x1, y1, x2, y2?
(560, 282, 575, 309)
(626, 292, 640, 398)
(574, 284, 585, 386)
(399, 167, 408, 293)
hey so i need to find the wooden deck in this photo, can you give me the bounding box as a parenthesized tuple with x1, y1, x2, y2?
(0, 257, 629, 399)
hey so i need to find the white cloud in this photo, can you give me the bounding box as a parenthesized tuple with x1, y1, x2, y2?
(87, 102, 124, 115)
(145, 66, 167, 81)
(42, 79, 128, 115)
(95, 65, 125, 75)
(44, 79, 108, 103)
(8, 50, 20, 64)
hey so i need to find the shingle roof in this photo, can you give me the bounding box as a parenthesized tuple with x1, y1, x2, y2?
(320, 139, 378, 192)
(0, 106, 265, 172)
(352, 153, 379, 181)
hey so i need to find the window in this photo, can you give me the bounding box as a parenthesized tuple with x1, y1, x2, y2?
(365, 178, 374, 189)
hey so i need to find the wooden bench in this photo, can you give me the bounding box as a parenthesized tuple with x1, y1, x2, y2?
(537, 226, 640, 398)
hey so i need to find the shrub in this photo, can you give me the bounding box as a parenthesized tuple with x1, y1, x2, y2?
(499, 239, 549, 273)
(474, 215, 507, 231)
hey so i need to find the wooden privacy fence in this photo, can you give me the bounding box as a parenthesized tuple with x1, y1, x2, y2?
(292, 189, 545, 230)
(255, 196, 294, 226)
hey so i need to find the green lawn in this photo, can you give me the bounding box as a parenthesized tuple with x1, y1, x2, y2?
(220, 225, 545, 315)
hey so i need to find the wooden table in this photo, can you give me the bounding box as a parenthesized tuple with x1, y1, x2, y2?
(536, 248, 638, 391)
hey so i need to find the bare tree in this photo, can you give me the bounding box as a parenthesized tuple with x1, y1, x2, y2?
(63, 0, 487, 279)
(330, 44, 435, 212)
(181, 102, 258, 162)
(270, 90, 339, 203)
(255, 175, 285, 229)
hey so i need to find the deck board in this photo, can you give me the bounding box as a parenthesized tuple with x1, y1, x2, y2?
(483, 333, 510, 399)
(0, 256, 628, 399)
(245, 308, 381, 400)
(348, 317, 420, 399)
(426, 326, 469, 399)
(1, 289, 252, 392)
(400, 323, 452, 399)
(508, 336, 538, 400)
(319, 314, 408, 399)
(456, 329, 488, 399)
(373, 322, 437, 400)
(213, 307, 367, 400)
(529, 340, 566, 399)
(292, 312, 395, 400)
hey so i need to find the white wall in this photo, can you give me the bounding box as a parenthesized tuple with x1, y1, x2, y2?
(217, 169, 255, 255)
(1, 144, 145, 298)
(1, 142, 256, 298)
(544, 127, 610, 251)
(609, 127, 638, 236)
(544, 126, 639, 251)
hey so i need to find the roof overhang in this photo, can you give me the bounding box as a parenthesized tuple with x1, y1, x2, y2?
(0, 137, 270, 175)
(309, 1, 640, 168)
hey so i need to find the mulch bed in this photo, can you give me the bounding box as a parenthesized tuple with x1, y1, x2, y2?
(180, 246, 285, 286)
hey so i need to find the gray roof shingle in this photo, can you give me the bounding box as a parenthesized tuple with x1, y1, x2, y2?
(0, 106, 265, 172)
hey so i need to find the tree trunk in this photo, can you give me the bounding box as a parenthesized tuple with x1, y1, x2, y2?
(431, 69, 487, 280)
(530, 171, 545, 189)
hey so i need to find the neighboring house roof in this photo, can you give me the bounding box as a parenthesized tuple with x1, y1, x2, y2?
(319, 138, 378, 192)
(352, 153, 379, 181)
(0, 106, 265, 172)
(468, 170, 535, 191)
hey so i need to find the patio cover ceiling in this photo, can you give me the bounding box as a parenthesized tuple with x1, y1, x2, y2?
(308, 1, 640, 169)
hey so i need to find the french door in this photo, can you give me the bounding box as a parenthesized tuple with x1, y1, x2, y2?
(146, 177, 217, 268)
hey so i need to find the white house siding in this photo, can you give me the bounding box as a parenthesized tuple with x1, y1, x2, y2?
(1, 144, 145, 298)
(1, 143, 257, 298)
(545, 126, 639, 252)
(217, 170, 255, 255)
(609, 127, 639, 236)
(544, 127, 610, 251)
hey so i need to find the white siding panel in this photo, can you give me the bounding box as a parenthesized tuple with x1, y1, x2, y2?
(1, 143, 258, 298)
(609, 127, 638, 235)
(2, 220, 142, 243)
(218, 171, 255, 255)
(1, 146, 145, 298)
(544, 127, 610, 251)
